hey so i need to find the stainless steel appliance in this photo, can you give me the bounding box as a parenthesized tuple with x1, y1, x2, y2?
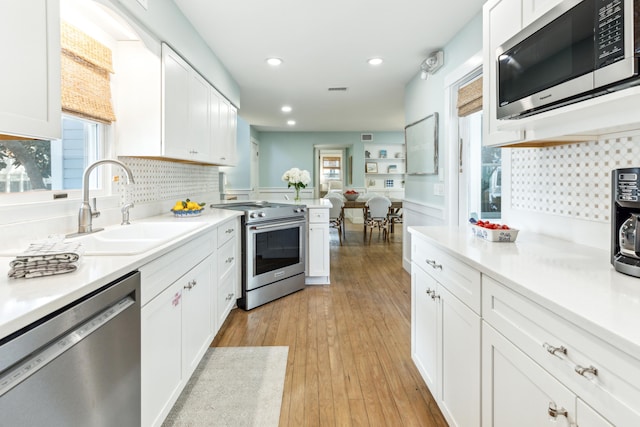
(612, 168, 640, 277)
(211, 201, 307, 310)
(0, 271, 141, 426)
(497, 0, 640, 120)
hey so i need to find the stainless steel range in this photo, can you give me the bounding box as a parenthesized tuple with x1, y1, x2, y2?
(211, 201, 307, 310)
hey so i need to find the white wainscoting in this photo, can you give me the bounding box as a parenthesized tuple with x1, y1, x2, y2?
(402, 199, 446, 272)
(258, 187, 315, 202)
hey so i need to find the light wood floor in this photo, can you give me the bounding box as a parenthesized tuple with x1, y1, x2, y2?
(212, 221, 448, 427)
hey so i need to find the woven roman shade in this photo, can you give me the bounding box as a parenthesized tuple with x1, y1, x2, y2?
(61, 21, 116, 123)
(457, 77, 483, 117)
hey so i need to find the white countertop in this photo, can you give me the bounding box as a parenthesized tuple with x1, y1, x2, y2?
(0, 209, 241, 341)
(408, 226, 640, 359)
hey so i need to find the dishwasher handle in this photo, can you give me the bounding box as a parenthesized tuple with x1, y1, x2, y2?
(0, 295, 135, 398)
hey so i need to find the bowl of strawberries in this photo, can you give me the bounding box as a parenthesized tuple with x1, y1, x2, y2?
(343, 190, 360, 201)
(470, 219, 519, 242)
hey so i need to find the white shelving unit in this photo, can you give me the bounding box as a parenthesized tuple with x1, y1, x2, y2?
(364, 143, 405, 195)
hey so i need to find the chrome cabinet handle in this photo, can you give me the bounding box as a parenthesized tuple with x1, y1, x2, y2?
(226, 293, 234, 301)
(225, 228, 234, 234)
(431, 293, 440, 301)
(226, 257, 234, 264)
(426, 288, 435, 297)
(425, 259, 442, 270)
(575, 365, 598, 377)
(543, 342, 567, 358)
(548, 402, 568, 419)
(184, 279, 197, 290)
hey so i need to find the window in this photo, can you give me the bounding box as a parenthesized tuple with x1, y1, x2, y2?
(0, 116, 104, 194)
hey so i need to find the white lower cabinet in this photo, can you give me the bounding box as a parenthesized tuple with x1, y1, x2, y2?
(306, 208, 330, 284)
(141, 254, 214, 427)
(409, 232, 640, 427)
(411, 239, 481, 427)
(140, 220, 240, 427)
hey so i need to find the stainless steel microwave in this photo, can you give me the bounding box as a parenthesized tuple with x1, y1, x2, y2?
(496, 0, 640, 120)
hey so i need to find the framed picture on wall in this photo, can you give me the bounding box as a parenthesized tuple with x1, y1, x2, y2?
(366, 162, 378, 173)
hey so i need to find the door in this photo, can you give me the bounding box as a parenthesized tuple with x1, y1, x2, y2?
(250, 138, 259, 199)
(482, 322, 576, 427)
(412, 266, 439, 394)
(439, 285, 481, 427)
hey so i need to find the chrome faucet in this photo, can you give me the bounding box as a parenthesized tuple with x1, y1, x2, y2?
(72, 159, 135, 236)
(121, 202, 134, 225)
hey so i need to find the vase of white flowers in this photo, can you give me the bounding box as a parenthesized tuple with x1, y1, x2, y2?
(282, 167, 311, 203)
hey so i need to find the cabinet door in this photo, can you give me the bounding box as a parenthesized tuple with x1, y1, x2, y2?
(162, 45, 191, 159)
(0, 0, 60, 140)
(141, 281, 183, 427)
(189, 72, 210, 161)
(439, 285, 481, 427)
(225, 103, 238, 166)
(482, 322, 576, 427)
(482, 0, 525, 147)
(182, 256, 214, 380)
(209, 88, 223, 163)
(411, 265, 439, 394)
(307, 223, 329, 277)
(522, 0, 563, 27)
(577, 399, 614, 427)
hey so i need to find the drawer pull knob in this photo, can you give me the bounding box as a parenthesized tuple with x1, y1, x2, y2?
(547, 402, 568, 419)
(543, 343, 567, 358)
(431, 293, 440, 301)
(226, 257, 234, 263)
(575, 365, 598, 377)
(426, 259, 443, 270)
(426, 288, 435, 296)
(226, 228, 234, 234)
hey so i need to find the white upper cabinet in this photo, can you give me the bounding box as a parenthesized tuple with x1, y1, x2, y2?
(116, 43, 236, 165)
(0, 0, 61, 140)
(482, 0, 525, 147)
(522, 0, 563, 27)
(483, 0, 640, 146)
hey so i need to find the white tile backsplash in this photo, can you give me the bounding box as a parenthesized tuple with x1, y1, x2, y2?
(510, 135, 640, 223)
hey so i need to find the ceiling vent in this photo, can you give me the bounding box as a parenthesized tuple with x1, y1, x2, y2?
(361, 133, 373, 142)
(327, 87, 348, 92)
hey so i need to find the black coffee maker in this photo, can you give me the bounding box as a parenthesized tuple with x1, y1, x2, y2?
(612, 167, 640, 277)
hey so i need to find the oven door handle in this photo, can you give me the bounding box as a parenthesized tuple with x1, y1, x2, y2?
(250, 220, 306, 230)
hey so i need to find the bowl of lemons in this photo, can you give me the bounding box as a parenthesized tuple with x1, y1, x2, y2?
(171, 199, 205, 217)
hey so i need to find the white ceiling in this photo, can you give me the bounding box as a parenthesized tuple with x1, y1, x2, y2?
(173, 0, 483, 132)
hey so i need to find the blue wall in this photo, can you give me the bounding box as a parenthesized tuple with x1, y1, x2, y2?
(403, 12, 482, 206)
(255, 131, 403, 189)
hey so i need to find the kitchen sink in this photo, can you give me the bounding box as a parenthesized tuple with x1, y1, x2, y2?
(0, 221, 208, 257)
(69, 221, 208, 255)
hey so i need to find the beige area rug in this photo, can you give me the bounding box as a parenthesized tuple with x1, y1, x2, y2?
(162, 346, 289, 427)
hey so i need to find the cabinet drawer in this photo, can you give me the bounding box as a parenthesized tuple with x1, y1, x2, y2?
(217, 237, 236, 280)
(412, 237, 481, 314)
(140, 230, 215, 306)
(217, 218, 237, 247)
(308, 208, 329, 224)
(483, 275, 640, 426)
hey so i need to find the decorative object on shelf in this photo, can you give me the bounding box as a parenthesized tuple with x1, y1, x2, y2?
(388, 165, 398, 173)
(365, 150, 371, 158)
(379, 149, 387, 158)
(366, 162, 378, 173)
(282, 167, 311, 203)
(395, 152, 404, 159)
(385, 179, 394, 188)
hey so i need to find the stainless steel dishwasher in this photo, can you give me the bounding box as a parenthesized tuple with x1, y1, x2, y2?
(0, 271, 141, 426)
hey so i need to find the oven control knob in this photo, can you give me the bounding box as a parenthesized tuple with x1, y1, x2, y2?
(250, 212, 258, 218)
(294, 208, 305, 213)
(258, 212, 266, 217)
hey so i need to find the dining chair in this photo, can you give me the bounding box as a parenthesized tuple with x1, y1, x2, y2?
(387, 208, 403, 233)
(324, 193, 345, 245)
(365, 195, 392, 244)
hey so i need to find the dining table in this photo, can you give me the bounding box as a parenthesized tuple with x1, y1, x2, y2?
(341, 197, 403, 239)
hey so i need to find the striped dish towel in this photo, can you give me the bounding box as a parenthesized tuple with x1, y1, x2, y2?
(8, 240, 83, 279)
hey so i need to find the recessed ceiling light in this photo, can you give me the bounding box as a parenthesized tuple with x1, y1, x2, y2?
(266, 57, 283, 66)
(287, 120, 296, 126)
(281, 105, 292, 113)
(368, 57, 383, 66)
